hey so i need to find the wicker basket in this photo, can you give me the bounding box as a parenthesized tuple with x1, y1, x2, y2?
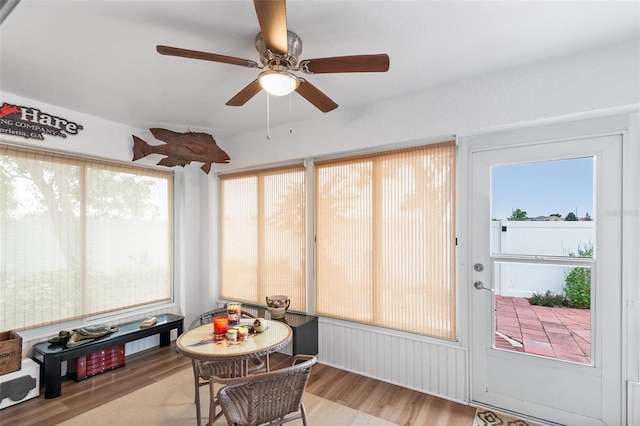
(0, 330, 22, 375)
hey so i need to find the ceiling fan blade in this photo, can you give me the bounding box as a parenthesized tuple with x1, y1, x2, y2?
(295, 79, 338, 113)
(157, 45, 259, 68)
(253, 0, 288, 55)
(299, 54, 390, 74)
(226, 79, 263, 106)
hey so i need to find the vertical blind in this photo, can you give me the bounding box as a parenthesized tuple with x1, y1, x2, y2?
(0, 144, 173, 330)
(315, 142, 456, 339)
(220, 166, 306, 311)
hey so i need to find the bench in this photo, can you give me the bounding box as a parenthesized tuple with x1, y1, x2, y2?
(32, 313, 184, 398)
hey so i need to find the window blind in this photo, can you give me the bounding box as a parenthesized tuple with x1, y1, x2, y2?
(0, 144, 173, 330)
(315, 142, 456, 338)
(220, 166, 306, 311)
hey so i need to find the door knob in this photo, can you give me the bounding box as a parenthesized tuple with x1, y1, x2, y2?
(474, 281, 494, 292)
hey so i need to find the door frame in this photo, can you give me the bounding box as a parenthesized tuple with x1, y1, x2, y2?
(457, 113, 635, 425)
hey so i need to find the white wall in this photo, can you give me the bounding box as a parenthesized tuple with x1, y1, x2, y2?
(2, 39, 639, 408)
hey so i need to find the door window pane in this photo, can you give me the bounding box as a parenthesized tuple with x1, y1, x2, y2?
(491, 158, 594, 257)
(490, 157, 594, 364)
(493, 261, 592, 364)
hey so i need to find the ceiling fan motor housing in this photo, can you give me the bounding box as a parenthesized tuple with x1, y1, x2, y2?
(255, 30, 302, 69)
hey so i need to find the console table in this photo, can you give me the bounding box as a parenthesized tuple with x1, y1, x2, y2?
(32, 313, 184, 398)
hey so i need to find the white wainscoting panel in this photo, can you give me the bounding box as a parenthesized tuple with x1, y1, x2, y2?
(318, 318, 467, 403)
(629, 381, 640, 426)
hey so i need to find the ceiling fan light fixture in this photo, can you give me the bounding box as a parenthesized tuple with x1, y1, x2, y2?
(258, 70, 299, 96)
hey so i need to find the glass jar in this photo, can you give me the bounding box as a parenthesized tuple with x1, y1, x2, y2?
(227, 302, 242, 325)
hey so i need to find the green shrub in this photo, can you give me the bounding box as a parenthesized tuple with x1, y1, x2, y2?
(563, 245, 593, 308)
(528, 290, 568, 307)
(564, 267, 591, 308)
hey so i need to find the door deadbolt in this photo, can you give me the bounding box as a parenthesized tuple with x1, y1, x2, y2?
(474, 263, 484, 272)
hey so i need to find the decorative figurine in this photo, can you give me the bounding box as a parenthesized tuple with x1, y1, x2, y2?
(132, 128, 230, 174)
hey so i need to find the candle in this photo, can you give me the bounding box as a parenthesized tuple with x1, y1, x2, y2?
(226, 329, 238, 341)
(213, 316, 228, 335)
(237, 326, 249, 341)
(227, 302, 242, 325)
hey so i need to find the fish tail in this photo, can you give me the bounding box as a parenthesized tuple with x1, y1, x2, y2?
(132, 135, 151, 160)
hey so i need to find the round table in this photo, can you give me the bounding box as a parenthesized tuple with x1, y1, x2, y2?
(178, 319, 292, 426)
(176, 318, 292, 368)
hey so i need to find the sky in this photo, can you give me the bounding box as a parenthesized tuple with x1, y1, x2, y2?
(491, 157, 594, 220)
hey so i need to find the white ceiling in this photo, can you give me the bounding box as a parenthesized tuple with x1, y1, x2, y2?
(1, 1, 639, 139)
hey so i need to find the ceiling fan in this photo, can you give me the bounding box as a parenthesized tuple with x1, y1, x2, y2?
(156, 0, 390, 113)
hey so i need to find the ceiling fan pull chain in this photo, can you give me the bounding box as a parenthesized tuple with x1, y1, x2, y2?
(289, 91, 293, 134)
(266, 92, 271, 140)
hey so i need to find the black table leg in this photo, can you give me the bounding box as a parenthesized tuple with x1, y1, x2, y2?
(159, 321, 183, 346)
(159, 330, 170, 346)
(43, 355, 63, 399)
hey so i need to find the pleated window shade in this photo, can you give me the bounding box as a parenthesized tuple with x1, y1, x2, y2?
(0, 144, 173, 331)
(315, 142, 456, 339)
(220, 166, 306, 312)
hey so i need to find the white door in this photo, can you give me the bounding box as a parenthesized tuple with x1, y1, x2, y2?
(468, 129, 623, 425)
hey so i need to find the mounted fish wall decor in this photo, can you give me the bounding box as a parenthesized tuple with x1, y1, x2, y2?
(132, 128, 230, 174)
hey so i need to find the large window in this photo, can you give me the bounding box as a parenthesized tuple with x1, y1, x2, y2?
(315, 142, 456, 339)
(220, 166, 306, 311)
(0, 144, 173, 330)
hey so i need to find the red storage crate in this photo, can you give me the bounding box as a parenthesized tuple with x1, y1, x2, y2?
(67, 344, 125, 381)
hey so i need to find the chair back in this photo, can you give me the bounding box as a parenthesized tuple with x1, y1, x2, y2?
(189, 307, 227, 330)
(217, 355, 316, 426)
(189, 306, 258, 330)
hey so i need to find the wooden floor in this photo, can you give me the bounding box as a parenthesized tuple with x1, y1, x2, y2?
(0, 343, 476, 425)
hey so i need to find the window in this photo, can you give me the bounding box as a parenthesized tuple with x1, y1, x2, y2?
(219, 166, 306, 311)
(0, 144, 173, 330)
(315, 142, 456, 339)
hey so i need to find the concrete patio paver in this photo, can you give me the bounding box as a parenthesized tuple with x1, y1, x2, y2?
(495, 295, 591, 363)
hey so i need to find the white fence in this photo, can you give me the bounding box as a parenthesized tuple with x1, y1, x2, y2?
(490, 220, 593, 297)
